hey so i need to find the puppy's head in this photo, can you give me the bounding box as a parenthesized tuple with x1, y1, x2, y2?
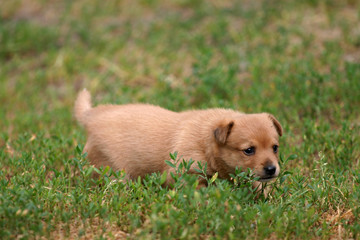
(213, 113, 282, 182)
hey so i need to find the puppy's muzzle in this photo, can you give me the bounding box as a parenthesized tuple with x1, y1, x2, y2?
(264, 165, 276, 176)
(259, 165, 278, 182)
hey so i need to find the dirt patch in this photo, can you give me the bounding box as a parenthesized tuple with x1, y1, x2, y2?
(1, 0, 62, 26)
(45, 217, 129, 239)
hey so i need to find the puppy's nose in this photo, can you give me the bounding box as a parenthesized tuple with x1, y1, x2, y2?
(264, 165, 276, 176)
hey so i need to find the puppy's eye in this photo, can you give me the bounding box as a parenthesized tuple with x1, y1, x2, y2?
(243, 147, 255, 156)
(273, 145, 279, 153)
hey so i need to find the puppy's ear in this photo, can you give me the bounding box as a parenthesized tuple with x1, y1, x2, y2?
(214, 120, 234, 145)
(267, 114, 283, 136)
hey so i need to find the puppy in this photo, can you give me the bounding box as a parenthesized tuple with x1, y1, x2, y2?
(75, 89, 282, 186)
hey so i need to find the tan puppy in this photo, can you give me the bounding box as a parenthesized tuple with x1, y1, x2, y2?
(75, 89, 282, 186)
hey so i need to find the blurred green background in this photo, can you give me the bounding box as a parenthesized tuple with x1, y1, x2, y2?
(0, 0, 359, 239)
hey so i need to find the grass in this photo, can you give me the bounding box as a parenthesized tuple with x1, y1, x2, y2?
(1, 0, 360, 239)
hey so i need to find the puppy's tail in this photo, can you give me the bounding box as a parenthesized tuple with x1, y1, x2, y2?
(74, 89, 92, 126)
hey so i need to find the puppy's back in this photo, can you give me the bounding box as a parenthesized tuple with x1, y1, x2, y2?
(80, 103, 180, 176)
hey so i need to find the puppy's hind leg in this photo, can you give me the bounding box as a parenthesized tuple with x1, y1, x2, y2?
(84, 142, 113, 178)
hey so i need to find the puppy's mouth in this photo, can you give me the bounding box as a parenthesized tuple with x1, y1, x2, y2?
(258, 176, 277, 182)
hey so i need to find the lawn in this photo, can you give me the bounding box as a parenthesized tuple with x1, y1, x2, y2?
(1, 0, 360, 239)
